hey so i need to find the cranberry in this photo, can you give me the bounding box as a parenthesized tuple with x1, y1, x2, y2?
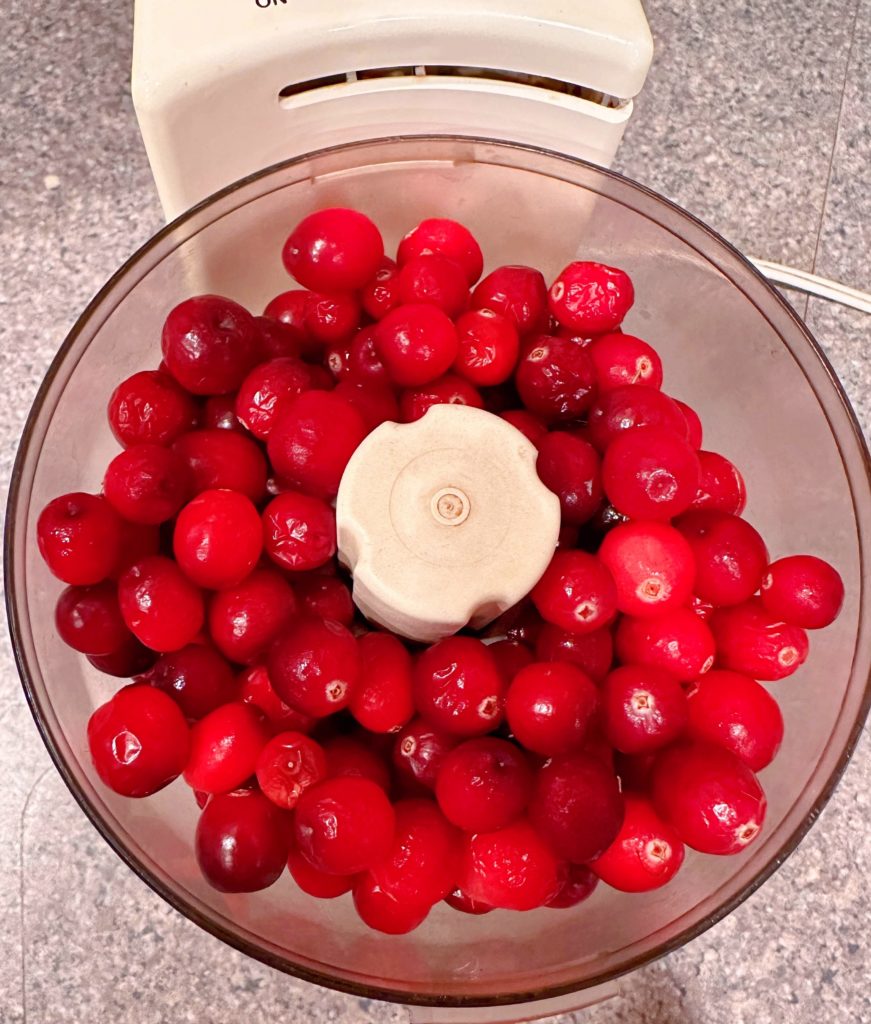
(323, 734, 391, 790)
(184, 700, 270, 794)
(392, 718, 457, 791)
(361, 259, 401, 320)
(102, 444, 190, 525)
(546, 863, 599, 908)
(353, 875, 432, 935)
(587, 332, 662, 392)
(262, 491, 336, 572)
(675, 400, 703, 449)
(505, 662, 598, 756)
(652, 742, 766, 854)
(760, 554, 844, 629)
(587, 385, 688, 452)
(613, 751, 657, 792)
(471, 265, 549, 336)
(709, 599, 809, 680)
(118, 556, 204, 652)
(602, 665, 688, 754)
(515, 335, 597, 421)
(303, 291, 361, 344)
(675, 510, 768, 606)
(375, 303, 459, 387)
(529, 752, 623, 862)
(460, 820, 561, 911)
(87, 684, 189, 797)
(267, 390, 367, 499)
(55, 581, 130, 655)
(485, 599, 545, 647)
(399, 373, 484, 422)
(548, 261, 634, 334)
(530, 550, 618, 635)
(444, 888, 494, 915)
(451, 309, 519, 387)
(172, 428, 268, 503)
(397, 255, 469, 318)
(324, 339, 352, 381)
(267, 617, 360, 716)
(398, 218, 484, 285)
(263, 291, 318, 356)
(87, 636, 158, 678)
(294, 574, 354, 626)
(499, 409, 548, 446)
(255, 314, 307, 360)
(110, 520, 162, 580)
(346, 326, 389, 384)
(283, 208, 384, 292)
(172, 489, 262, 589)
(598, 521, 696, 618)
(255, 731, 328, 809)
(691, 450, 747, 515)
(488, 639, 535, 683)
(350, 632, 414, 734)
(208, 568, 297, 664)
(603, 426, 701, 521)
(333, 380, 399, 432)
(435, 737, 533, 831)
(108, 370, 199, 448)
(535, 623, 613, 682)
(615, 608, 715, 681)
(202, 395, 243, 433)
(288, 846, 354, 898)
(590, 794, 685, 891)
(536, 432, 603, 525)
(161, 295, 260, 395)
(140, 643, 236, 720)
(196, 789, 290, 892)
(234, 357, 313, 439)
(294, 776, 395, 874)
(238, 664, 314, 734)
(413, 637, 505, 737)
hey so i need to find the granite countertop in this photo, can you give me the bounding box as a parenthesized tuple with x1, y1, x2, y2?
(1, 1, 869, 1021)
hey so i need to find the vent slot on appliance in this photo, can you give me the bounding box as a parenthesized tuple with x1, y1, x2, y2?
(278, 66, 628, 108)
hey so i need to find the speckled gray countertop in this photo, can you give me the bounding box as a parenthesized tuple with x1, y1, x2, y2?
(1, 1, 869, 1022)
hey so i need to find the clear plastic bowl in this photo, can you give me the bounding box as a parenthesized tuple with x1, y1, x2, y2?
(6, 137, 871, 1014)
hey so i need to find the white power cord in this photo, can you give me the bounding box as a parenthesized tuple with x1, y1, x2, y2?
(751, 259, 871, 315)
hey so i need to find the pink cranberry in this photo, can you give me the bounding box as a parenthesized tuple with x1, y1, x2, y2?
(452, 309, 519, 387)
(505, 662, 598, 756)
(288, 846, 355, 898)
(709, 599, 809, 680)
(294, 574, 353, 626)
(375, 303, 459, 387)
(515, 335, 597, 421)
(602, 425, 701, 521)
(393, 718, 459, 790)
(350, 632, 415, 734)
(55, 581, 130, 655)
(238, 664, 314, 734)
(760, 554, 844, 629)
(282, 208, 384, 292)
(546, 863, 599, 908)
(652, 742, 766, 855)
(460, 820, 562, 911)
(255, 731, 328, 809)
(267, 617, 360, 717)
(548, 261, 634, 334)
(208, 568, 297, 665)
(398, 218, 484, 285)
(413, 637, 505, 736)
(173, 489, 262, 589)
(108, 370, 199, 448)
(399, 373, 483, 422)
(262, 491, 336, 572)
(598, 521, 696, 618)
(536, 432, 603, 525)
(118, 556, 204, 652)
(333, 379, 399, 432)
(87, 684, 189, 797)
(103, 444, 190, 525)
(488, 639, 535, 683)
(535, 623, 614, 682)
(172, 428, 268, 503)
(531, 550, 618, 635)
(588, 333, 663, 391)
(397, 254, 469, 318)
(304, 291, 361, 344)
(140, 642, 236, 720)
(436, 737, 533, 831)
(675, 510, 768, 606)
(471, 265, 549, 336)
(590, 794, 685, 892)
(675, 400, 703, 449)
(615, 608, 715, 681)
(361, 259, 401, 320)
(587, 385, 689, 452)
(601, 665, 688, 754)
(499, 409, 548, 446)
(184, 701, 270, 794)
(234, 357, 313, 439)
(161, 295, 260, 395)
(691, 450, 747, 515)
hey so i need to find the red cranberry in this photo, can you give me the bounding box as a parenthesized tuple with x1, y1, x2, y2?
(234, 357, 312, 439)
(675, 510, 768, 607)
(108, 370, 198, 448)
(675, 400, 703, 449)
(488, 639, 535, 683)
(304, 291, 361, 344)
(202, 395, 243, 433)
(397, 255, 469, 318)
(87, 684, 189, 797)
(267, 390, 366, 499)
(161, 295, 260, 395)
(709, 599, 809, 680)
(268, 617, 360, 717)
(118, 556, 204, 652)
(350, 632, 414, 734)
(529, 752, 624, 862)
(691, 450, 747, 515)
(288, 846, 354, 898)
(399, 373, 483, 422)
(515, 335, 597, 421)
(484, 599, 545, 647)
(196, 789, 290, 892)
(444, 888, 494, 915)
(172, 489, 262, 589)
(546, 863, 599, 908)
(435, 737, 533, 831)
(392, 718, 458, 790)
(452, 309, 519, 387)
(505, 662, 598, 756)
(598, 521, 696, 618)
(652, 742, 766, 854)
(55, 581, 130, 655)
(685, 669, 783, 770)
(140, 643, 236, 720)
(531, 550, 618, 635)
(283, 208, 384, 292)
(536, 432, 603, 525)
(345, 326, 389, 384)
(499, 409, 548, 446)
(172, 428, 268, 503)
(361, 259, 401, 320)
(413, 637, 505, 736)
(294, 776, 395, 874)
(238, 664, 314, 734)
(294, 574, 353, 626)
(262, 491, 336, 572)
(398, 218, 484, 285)
(548, 261, 634, 333)
(587, 332, 662, 391)
(602, 665, 688, 754)
(322, 734, 390, 791)
(615, 608, 715, 681)
(353, 875, 432, 934)
(102, 444, 189, 525)
(471, 265, 548, 336)
(87, 636, 158, 678)
(460, 820, 561, 911)
(262, 291, 318, 357)
(374, 303, 459, 387)
(760, 554, 844, 629)
(587, 385, 688, 452)
(184, 700, 270, 793)
(255, 731, 327, 809)
(208, 568, 297, 665)
(603, 425, 701, 521)
(255, 314, 307, 360)
(535, 623, 614, 682)
(333, 379, 399, 433)
(590, 793, 685, 892)
(110, 520, 161, 581)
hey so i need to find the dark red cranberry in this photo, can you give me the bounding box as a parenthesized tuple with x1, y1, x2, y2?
(590, 793, 685, 891)
(675, 400, 703, 449)
(110, 520, 161, 581)
(536, 432, 603, 525)
(548, 261, 634, 334)
(452, 309, 519, 387)
(184, 700, 270, 793)
(546, 863, 599, 908)
(283, 208, 384, 292)
(118, 555, 204, 652)
(350, 632, 414, 734)
(397, 254, 469, 317)
(393, 718, 458, 790)
(161, 295, 260, 395)
(102, 444, 190, 525)
(709, 599, 809, 680)
(87, 684, 189, 797)
(255, 314, 308, 360)
(515, 335, 597, 421)
(262, 291, 319, 358)
(399, 373, 483, 422)
(255, 731, 328, 809)
(268, 617, 361, 717)
(345, 326, 389, 384)
(602, 425, 701, 521)
(602, 665, 688, 754)
(413, 637, 505, 736)
(87, 635, 158, 678)
(234, 357, 313, 440)
(531, 550, 618, 634)
(108, 370, 199, 448)
(374, 303, 459, 387)
(444, 888, 494, 915)
(471, 265, 549, 336)
(675, 510, 768, 607)
(202, 395, 243, 433)
(173, 489, 262, 589)
(760, 554, 844, 629)
(172, 428, 268, 503)
(587, 385, 688, 452)
(238, 664, 314, 734)
(436, 737, 533, 831)
(398, 218, 484, 285)
(333, 379, 399, 433)
(55, 581, 130, 655)
(534, 623, 614, 682)
(294, 574, 354, 627)
(460, 820, 561, 911)
(208, 568, 297, 665)
(499, 409, 548, 446)
(505, 662, 598, 756)
(288, 846, 355, 898)
(139, 643, 236, 720)
(361, 259, 401, 320)
(614, 751, 657, 792)
(323, 734, 391, 791)
(598, 521, 697, 618)
(484, 599, 545, 647)
(588, 332, 662, 391)
(488, 639, 535, 683)
(615, 608, 715, 681)
(691, 450, 747, 514)
(262, 491, 336, 572)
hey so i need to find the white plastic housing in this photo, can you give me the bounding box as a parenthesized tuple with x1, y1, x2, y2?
(132, 0, 653, 219)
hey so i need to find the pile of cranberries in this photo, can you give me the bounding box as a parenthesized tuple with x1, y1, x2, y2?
(36, 208, 845, 934)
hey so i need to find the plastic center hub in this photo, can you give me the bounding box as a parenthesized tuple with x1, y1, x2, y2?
(336, 404, 561, 643)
